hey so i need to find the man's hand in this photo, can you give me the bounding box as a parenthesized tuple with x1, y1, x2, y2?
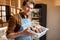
(23, 28, 34, 36)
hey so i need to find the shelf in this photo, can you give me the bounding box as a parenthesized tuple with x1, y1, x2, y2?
(32, 19, 40, 24)
(32, 20, 40, 24)
(32, 17, 39, 18)
(32, 17, 39, 19)
(32, 17, 39, 20)
(32, 20, 39, 22)
(31, 8, 40, 24)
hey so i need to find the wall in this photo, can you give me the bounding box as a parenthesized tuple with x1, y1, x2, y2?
(6, 0, 10, 5)
(0, 0, 10, 5)
(0, 0, 6, 5)
(47, 0, 60, 40)
(55, 0, 60, 6)
(35, 0, 60, 40)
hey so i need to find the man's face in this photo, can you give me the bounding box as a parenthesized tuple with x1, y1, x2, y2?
(24, 2, 34, 15)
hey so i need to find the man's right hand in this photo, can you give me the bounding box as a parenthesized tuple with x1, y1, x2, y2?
(23, 28, 34, 36)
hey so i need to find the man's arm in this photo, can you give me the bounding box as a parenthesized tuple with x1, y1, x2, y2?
(6, 15, 33, 39)
(6, 16, 24, 38)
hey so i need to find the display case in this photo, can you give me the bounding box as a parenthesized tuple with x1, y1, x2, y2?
(32, 4, 47, 40)
(31, 9, 40, 24)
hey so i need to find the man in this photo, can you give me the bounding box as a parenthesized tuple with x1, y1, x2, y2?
(6, 0, 43, 40)
(6, 0, 35, 40)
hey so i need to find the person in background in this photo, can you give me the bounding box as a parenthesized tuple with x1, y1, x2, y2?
(6, 0, 42, 40)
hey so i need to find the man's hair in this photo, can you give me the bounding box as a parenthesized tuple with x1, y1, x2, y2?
(22, 0, 35, 6)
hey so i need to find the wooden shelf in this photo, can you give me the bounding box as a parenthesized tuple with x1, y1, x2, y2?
(32, 17, 39, 18)
(31, 9, 40, 24)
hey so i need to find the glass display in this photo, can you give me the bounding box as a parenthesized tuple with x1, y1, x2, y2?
(2, 12, 6, 16)
(31, 8, 40, 24)
(2, 6, 5, 10)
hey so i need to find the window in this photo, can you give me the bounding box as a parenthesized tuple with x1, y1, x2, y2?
(0, 5, 6, 22)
